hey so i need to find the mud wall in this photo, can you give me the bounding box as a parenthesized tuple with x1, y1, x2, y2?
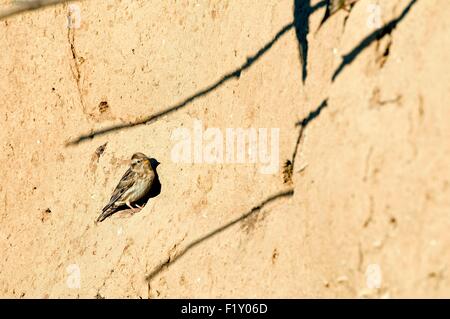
(0, 0, 449, 298)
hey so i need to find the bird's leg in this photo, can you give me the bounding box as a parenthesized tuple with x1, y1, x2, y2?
(126, 201, 137, 213)
(126, 201, 143, 213)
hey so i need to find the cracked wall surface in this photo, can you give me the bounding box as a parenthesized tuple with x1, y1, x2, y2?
(0, 0, 449, 298)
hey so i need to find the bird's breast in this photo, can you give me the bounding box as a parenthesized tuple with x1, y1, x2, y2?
(128, 171, 154, 202)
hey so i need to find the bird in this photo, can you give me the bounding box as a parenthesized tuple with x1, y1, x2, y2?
(96, 152, 155, 223)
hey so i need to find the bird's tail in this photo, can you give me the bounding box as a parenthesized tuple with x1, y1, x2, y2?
(96, 206, 116, 223)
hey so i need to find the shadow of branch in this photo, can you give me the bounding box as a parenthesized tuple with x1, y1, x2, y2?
(290, 98, 328, 170)
(145, 189, 294, 283)
(332, 0, 418, 81)
(294, 0, 327, 83)
(67, 22, 295, 145)
(0, 0, 81, 20)
(67, 1, 331, 146)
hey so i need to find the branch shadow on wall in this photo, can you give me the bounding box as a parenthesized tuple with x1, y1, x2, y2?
(331, 0, 418, 82)
(145, 189, 294, 283)
(0, 0, 83, 20)
(316, 0, 359, 33)
(292, 98, 328, 165)
(293, 0, 327, 83)
(67, 22, 295, 145)
(294, 0, 328, 83)
(67, 1, 328, 146)
(283, 99, 328, 183)
(294, 0, 311, 84)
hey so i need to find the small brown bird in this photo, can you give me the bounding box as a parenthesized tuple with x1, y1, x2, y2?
(96, 152, 155, 223)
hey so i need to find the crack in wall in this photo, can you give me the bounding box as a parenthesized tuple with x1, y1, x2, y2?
(66, 15, 88, 117)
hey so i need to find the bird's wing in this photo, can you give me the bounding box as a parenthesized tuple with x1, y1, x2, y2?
(102, 168, 137, 211)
